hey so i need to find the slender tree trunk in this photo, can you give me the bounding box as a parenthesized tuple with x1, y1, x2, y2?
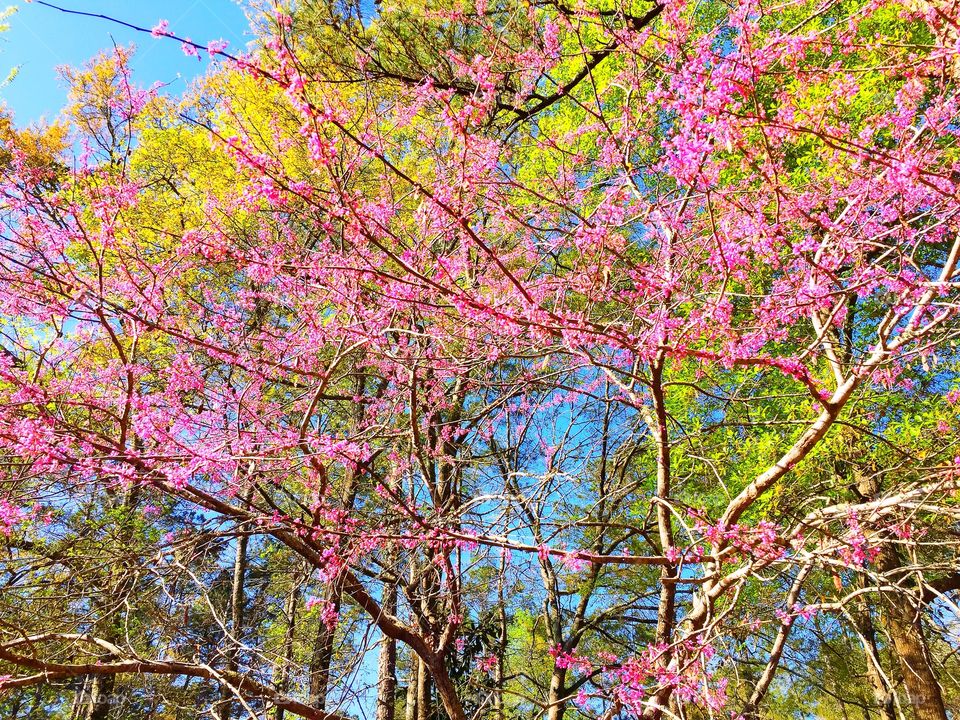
(742, 564, 812, 720)
(9, 689, 24, 720)
(416, 658, 432, 720)
(309, 375, 365, 710)
(376, 579, 398, 720)
(494, 550, 508, 720)
(644, 360, 675, 720)
(877, 547, 947, 720)
(547, 667, 568, 720)
(71, 677, 89, 720)
(405, 659, 418, 720)
(27, 686, 46, 720)
(275, 576, 302, 720)
(84, 485, 141, 720)
(308, 589, 340, 709)
(851, 599, 896, 720)
(84, 675, 114, 720)
(217, 486, 252, 720)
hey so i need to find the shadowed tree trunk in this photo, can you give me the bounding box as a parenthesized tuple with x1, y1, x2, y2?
(83, 675, 114, 720)
(842, 452, 946, 720)
(837, 440, 947, 720)
(851, 598, 896, 720)
(494, 550, 508, 720)
(308, 588, 340, 710)
(405, 658, 418, 720)
(275, 571, 302, 720)
(876, 547, 947, 720)
(416, 657, 431, 720)
(308, 374, 366, 712)
(84, 485, 142, 720)
(216, 484, 253, 720)
(376, 576, 398, 720)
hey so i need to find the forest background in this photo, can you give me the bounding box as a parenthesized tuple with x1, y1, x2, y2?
(0, 1, 959, 720)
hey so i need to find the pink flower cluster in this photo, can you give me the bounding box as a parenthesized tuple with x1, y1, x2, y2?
(150, 19, 171, 38)
(839, 514, 880, 567)
(0, 499, 24, 535)
(476, 654, 498, 673)
(549, 646, 592, 673)
(694, 516, 786, 561)
(305, 598, 339, 630)
(612, 642, 727, 714)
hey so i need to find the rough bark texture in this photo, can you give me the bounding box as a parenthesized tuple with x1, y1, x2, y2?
(845, 458, 945, 720)
(852, 600, 896, 720)
(376, 579, 398, 720)
(405, 661, 417, 720)
(308, 591, 340, 710)
(217, 487, 252, 720)
(83, 675, 114, 720)
(877, 548, 947, 720)
(546, 667, 568, 720)
(275, 578, 301, 720)
(416, 658, 432, 720)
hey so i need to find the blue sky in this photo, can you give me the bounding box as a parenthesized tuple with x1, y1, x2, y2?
(0, 0, 251, 124)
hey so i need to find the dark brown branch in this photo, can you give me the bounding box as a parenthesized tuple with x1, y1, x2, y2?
(0, 643, 347, 720)
(509, 4, 663, 124)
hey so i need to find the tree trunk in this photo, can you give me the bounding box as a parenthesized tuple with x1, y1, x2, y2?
(376, 580, 398, 720)
(877, 547, 947, 720)
(425, 653, 472, 720)
(546, 666, 568, 720)
(84, 675, 114, 720)
(405, 659, 418, 720)
(217, 490, 252, 720)
(275, 576, 302, 720)
(741, 564, 812, 720)
(8, 687, 24, 720)
(308, 589, 340, 709)
(851, 600, 896, 720)
(494, 554, 507, 720)
(416, 658, 432, 720)
(309, 379, 364, 711)
(840, 449, 944, 720)
(83, 486, 141, 720)
(71, 677, 90, 720)
(643, 362, 675, 720)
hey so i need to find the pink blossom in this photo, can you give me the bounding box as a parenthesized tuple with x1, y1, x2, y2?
(477, 654, 498, 673)
(207, 39, 229, 58)
(559, 551, 587, 571)
(151, 19, 171, 37)
(306, 599, 340, 630)
(839, 513, 879, 567)
(181, 39, 199, 59)
(0, 500, 24, 535)
(549, 646, 592, 673)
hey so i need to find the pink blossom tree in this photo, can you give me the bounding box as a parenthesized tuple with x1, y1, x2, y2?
(1, 1, 960, 719)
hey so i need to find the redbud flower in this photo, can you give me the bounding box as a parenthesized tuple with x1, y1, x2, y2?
(151, 19, 171, 37)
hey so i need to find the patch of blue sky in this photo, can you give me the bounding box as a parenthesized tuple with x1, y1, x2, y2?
(0, 0, 251, 125)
